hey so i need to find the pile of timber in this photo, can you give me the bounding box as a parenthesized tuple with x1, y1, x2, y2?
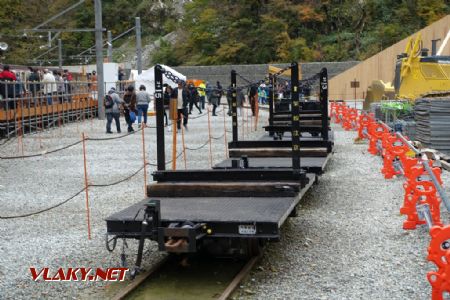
(415, 97, 450, 155)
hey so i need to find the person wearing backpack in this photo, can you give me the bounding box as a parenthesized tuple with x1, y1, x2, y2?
(105, 87, 123, 134)
(123, 85, 137, 132)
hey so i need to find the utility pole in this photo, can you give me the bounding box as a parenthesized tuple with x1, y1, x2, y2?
(58, 38, 62, 69)
(107, 30, 113, 62)
(94, 0, 105, 119)
(136, 17, 142, 74)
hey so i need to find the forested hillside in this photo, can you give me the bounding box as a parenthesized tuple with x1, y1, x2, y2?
(0, 0, 179, 65)
(0, 0, 449, 66)
(155, 0, 450, 65)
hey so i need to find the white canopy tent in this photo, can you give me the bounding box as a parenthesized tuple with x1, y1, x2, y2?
(129, 64, 186, 97)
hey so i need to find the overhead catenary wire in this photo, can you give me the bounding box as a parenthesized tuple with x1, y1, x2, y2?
(77, 26, 136, 56)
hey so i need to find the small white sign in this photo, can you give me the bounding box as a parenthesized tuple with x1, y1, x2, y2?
(238, 224, 256, 235)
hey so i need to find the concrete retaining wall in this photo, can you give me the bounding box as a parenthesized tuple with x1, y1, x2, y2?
(172, 61, 359, 87)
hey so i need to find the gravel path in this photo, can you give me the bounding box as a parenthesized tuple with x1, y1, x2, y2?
(234, 124, 450, 300)
(0, 105, 265, 299)
(3, 109, 449, 299)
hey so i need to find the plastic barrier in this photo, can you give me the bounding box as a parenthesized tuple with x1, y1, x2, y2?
(367, 122, 389, 155)
(400, 162, 443, 229)
(357, 113, 374, 140)
(381, 133, 410, 179)
(342, 107, 358, 131)
(336, 102, 450, 299)
(427, 225, 450, 300)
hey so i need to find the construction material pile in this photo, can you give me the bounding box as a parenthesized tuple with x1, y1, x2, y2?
(415, 97, 450, 154)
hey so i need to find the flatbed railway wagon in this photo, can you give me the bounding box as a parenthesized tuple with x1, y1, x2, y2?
(105, 63, 333, 277)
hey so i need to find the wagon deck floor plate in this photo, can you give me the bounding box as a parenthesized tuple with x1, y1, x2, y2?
(106, 173, 316, 236)
(258, 131, 334, 142)
(213, 155, 331, 174)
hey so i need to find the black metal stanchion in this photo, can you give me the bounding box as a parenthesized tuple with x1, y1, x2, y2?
(291, 62, 301, 172)
(268, 74, 274, 136)
(231, 70, 238, 143)
(155, 65, 165, 170)
(320, 68, 329, 142)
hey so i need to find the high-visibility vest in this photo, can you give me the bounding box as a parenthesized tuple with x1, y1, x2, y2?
(198, 83, 206, 96)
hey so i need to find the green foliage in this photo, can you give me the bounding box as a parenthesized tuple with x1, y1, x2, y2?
(0, 0, 179, 65)
(1, 0, 449, 66)
(163, 0, 450, 65)
(151, 39, 180, 66)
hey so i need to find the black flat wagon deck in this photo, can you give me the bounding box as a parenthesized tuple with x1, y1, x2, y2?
(106, 173, 316, 240)
(213, 156, 331, 174)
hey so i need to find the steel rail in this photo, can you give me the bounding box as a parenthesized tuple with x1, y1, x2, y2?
(111, 255, 260, 300)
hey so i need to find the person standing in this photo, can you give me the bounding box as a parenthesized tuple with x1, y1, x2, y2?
(14, 72, 26, 99)
(188, 83, 202, 114)
(258, 83, 267, 105)
(118, 68, 125, 91)
(105, 87, 122, 133)
(237, 87, 245, 117)
(136, 85, 151, 127)
(249, 85, 258, 116)
(205, 81, 212, 105)
(210, 87, 220, 116)
(28, 67, 40, 97)
(42, 69, 56, 105)
(198, 81, 206, 110)
(0, 65, 17, 100)
(163, 85, 172, 127)
(54, 70, 65, 103)
(283, 81, 291, 99)
(123, 85, 137, 132)
(171, 81, 189, 130)
(90, 70, 98, 100)
(226, 84, 232, 116)
(216, 81, 223, 106)
(63, 69, 73, 101)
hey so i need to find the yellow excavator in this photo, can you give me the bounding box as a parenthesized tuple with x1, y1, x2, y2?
(366, 33, 450, 105)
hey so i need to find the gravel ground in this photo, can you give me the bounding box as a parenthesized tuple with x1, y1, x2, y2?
(0, 104, 265, 299)
(234, 124, 450, 300)
(3, 108, 449, 300)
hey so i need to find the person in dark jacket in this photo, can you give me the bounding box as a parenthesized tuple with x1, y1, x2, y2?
(188, 83, 202, 114)
(163, 85, 172, 126)
(216, 81, 223, 106)
(226, 85, 232, 116)
(205, 81, 212, 105)
(171, 82, 190, 130)
(105, 87, 123, 134)
(123, 85, 137, 132)
(249, 85, 258, 116)
(28, 67, 41, 97)
(209, 88, 220, 116)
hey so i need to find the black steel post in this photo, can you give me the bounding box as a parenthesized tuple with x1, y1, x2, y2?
(268, 74, 274, 126)
(155, 65, 165, 170)
(319, 68, 329, 141)
(273, 75, 277, 107)
(291, 62, 301, 171)
(231, 70, 238, 142)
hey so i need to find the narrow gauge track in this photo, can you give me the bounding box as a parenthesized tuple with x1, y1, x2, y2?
(112, 255, 260, 300)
